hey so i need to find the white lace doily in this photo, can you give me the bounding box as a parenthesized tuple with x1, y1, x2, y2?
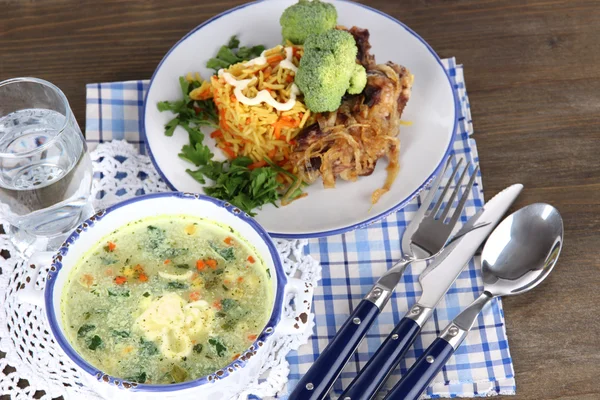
(0, 140, 321, 400)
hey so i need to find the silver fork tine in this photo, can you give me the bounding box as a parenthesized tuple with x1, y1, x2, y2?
(439, 162, 471, 221)
(430, 158, 464, 217)
(420, 155, 453, 210)
(448, 164, 480, 228)
(401, 155, 455, 254)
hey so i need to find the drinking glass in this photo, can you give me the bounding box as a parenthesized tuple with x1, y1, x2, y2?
(0, 77, 93, 253)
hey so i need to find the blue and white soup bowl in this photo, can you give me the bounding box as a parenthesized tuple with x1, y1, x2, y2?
(20, 192, 313, 400)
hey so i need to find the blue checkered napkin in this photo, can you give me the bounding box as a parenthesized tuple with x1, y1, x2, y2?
(85, 58, 517, 398)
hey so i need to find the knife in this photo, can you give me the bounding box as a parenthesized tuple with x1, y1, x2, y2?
(339, 183, 523, 400)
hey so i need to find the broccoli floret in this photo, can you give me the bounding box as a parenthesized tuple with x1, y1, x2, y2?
(280, 0, 337, 45)
(295, 30, 367, 112)
(348, 64, 367, 95)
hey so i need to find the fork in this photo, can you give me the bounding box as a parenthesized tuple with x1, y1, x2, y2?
(288, 156, 479, 400)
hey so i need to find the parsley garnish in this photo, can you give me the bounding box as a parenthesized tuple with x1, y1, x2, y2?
(140, 338, 159, 356)
(126, 372, 147, 384)
(166, 281, 188, 290)
(206, 35, 265, 73)
(77, 324, 95, 338)
(87, 335, 103, 351)
(208, 337, 227, 357)
(193, 344, 203, 354)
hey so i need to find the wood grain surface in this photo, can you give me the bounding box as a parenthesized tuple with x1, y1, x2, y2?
(2, 0, 600, 399)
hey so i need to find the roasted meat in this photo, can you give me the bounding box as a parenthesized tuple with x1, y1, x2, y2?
(289, 27, 414, 204)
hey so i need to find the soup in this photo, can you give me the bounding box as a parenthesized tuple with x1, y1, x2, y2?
(61, 215, 273, 384)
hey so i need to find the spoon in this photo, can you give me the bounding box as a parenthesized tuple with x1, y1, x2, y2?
(383, 203, 564, 400)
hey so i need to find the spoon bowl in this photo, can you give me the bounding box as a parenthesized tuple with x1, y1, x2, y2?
(481, 203, 564, 297)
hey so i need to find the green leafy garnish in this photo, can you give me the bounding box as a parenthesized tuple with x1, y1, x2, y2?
(100, 256, 117, 265)
(166, 282, 188, 290)
(108, 288, 130, 297)
(175, 264, 190, 269)
(208, 337, 227, 357)
(193, 344, 203, 354)
(221, 298, 239, 311)
(140, 338, 159, 356)
(77, 324, 95, 338)
(209, 242, 236, 261)
(111, 330, 130, 338)
(206, 35, 265, 73)
(126, 372, 147, 383)
(145, 225, 188, 259)
(143, 292, 151, 297)
(189, 157, 281, 216)
(88, 335, 103, 351)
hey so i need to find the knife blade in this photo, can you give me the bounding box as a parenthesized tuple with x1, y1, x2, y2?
(415, 183, 523, 311)
(339, 183, 523, 400)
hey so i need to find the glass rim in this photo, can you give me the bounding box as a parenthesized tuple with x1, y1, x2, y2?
(0, 77, 73, 159)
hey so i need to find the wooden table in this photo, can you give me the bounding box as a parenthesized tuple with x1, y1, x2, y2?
(2, 1, 599, 399)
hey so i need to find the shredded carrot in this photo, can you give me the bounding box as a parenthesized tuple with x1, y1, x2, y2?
(224, 237, 233, 245)
(210, 130, 223, 138)
(107, 241, 116, 252)
(219, 109, 228, 130)
(134, 264, 144, 273)
(237, 277, 244, 283)
(263, 67, 272, 79)
(286, 75, 294, 83)
(245, 117, 251, 125)
(232, 353, 240, 360)
(115, 276, 127, 285)
(247, 255, 255, 264)
(138, 273, 148, 282)
(230, 94, 237, 103)
(268, 148, 276, 160)
(206, 259, 218, 269)
(248, 334, 258, 341)
(267, 55, 284, 64)
(248, 160, 267, 170)
(213, 300, 222, 310)
(189, 291, 201, 302)
(272, 116, 299, 140)
(164, 259, 171, 265)
(221, 145, 236, 159)
(196, 260, 206, 271)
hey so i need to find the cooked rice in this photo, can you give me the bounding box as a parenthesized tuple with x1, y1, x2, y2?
(202, 45, 313, 171)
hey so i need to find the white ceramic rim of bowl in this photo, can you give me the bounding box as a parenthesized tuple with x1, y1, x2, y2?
(142, 0, 458, 239)
(44, 192, 286, 392)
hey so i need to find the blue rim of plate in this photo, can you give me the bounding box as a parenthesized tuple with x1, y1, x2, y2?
(44, 192, 287, 392)
(142, 0, 458, 239)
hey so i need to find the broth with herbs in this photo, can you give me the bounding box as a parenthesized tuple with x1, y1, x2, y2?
(61, 215, 273, 384)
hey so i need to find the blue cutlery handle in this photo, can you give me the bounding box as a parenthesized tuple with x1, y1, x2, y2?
(340, 317, 421, 400)
(383, 337, 455, 400)
(288, 299, 381, 400)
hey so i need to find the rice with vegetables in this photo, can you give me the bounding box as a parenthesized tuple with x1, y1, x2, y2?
(204, 45, 312, 173)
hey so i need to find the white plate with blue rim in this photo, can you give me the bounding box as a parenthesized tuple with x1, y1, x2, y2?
(143, 0, 457, 239)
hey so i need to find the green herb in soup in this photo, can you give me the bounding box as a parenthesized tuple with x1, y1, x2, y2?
(61, 215, 273, 384)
